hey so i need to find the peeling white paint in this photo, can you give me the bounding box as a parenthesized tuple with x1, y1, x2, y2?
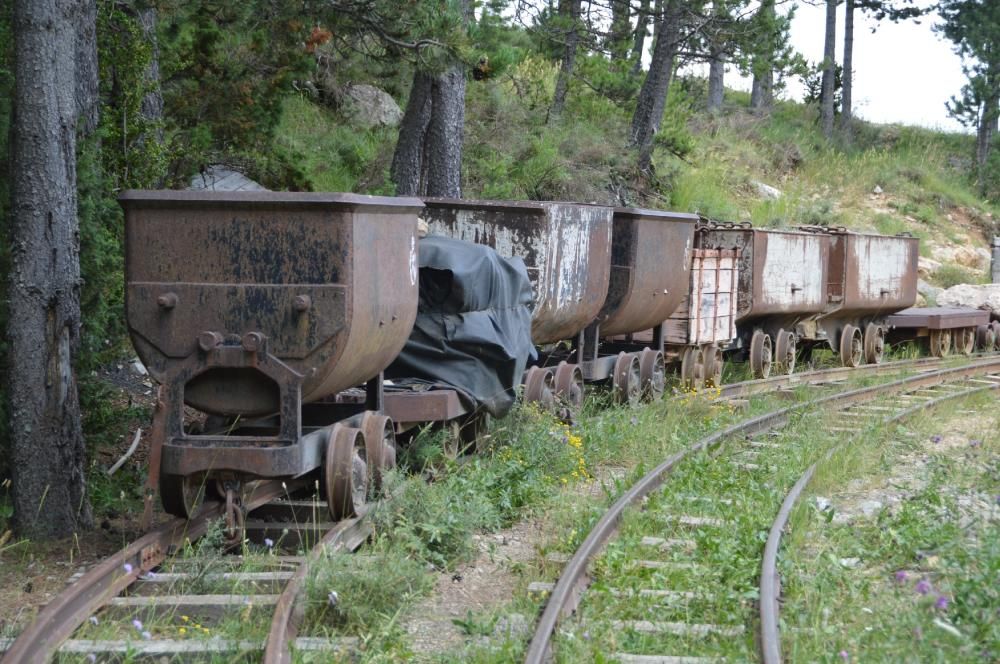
(852, 236, 912, 300)
(759, 234, 825, 307)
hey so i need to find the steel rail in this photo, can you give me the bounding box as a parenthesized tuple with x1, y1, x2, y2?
(759, 372, 1000, 664)
(523, 356, 1000, 664)
(263, 511, 373, 664)
(2, 479, 306, 664)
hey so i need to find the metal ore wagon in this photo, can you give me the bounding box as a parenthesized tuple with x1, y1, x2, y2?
(121, 190, 420, 524)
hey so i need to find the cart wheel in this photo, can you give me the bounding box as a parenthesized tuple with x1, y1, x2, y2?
(774, 329, 796, 375)
(324, 424, 368, 520)
(991, 321, 1000, 351)
(839, 325, 863, 367)
(863, 323, 885, 365)
(749, 331, 772, 379)
(977, 324, 996, 352)
(361, 412, 396, 492)
(613, 352, 641, 406)
(638, 349, 666, 401)
(929, 328, 952, 358)
(160, 472, 208, 519)
(956, 327, 975, 356)
(681, 346, 705, 390)
(523, 367, 556, 410)
(703, 344, 724, 387)
(554, 361, 585, 418)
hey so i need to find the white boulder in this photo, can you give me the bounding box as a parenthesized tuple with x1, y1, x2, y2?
(938, 283, 1000, 316)
(750, 180, 782, 200)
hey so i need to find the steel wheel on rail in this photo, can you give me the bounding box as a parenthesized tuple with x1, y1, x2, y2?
(703, 344, 723, 387)
(929, 328, 952, 357)
(680, 346, 705, 391)
(523, 366, 556, 410)
(957, 327, 976, 356)
(554, 361, 585, 417)
(839, 325, 863, 367)
(160, 472, 208, 519)
(638, 348, 666, 400)
(613, 352, 642, 406)
(774, 329, 796, 375)
(749, 331, 773, 379)
(324, 424, 368, 520)
(976, 324, 995, 352)
(361, 412, 396, 493)
(864, 323, 885, 364)
(991, 321, 1000, 351)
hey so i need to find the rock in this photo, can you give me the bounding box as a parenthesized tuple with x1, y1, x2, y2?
(493, 613, 531, 640)
(918, 279, 942, 302)
(839, 557, 861, 568)
(938, 283, 1000, 316)
(189, 165, 267, 192)
(918, 256, 942, 278)
(750, 180, 782, 200)
(814, 496, 831, 511)
(873, 184, 883, 195)
(860, 500, 884, 517)
(334, 84, 402, 128)
(131, 358, 148, 376)
(928, 242, 990, 271)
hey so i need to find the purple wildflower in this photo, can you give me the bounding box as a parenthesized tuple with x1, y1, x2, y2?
(141, 630, 152, 640)
(895, 570, 908, 583)
(123, 562, 133, 574)
(915, 579, 932, 595)
(930, 435, 942, 444)
(970, 439, 981, 448)
(132, 619, 143, 631)
(264, 537, 274, 549)
(630, 417, 639, 426)
(839, 651, 849, 661)
(935, 595, 950, 610)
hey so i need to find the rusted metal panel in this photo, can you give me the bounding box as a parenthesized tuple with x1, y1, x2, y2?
(665, 248, 738, 344)
(887, 307, 988, 330)
(699, 226, 831, 320)
(421, 198, 613, 344)
(842, 233, 919, 312)
(597, 208, 697, 336)
(121, 190, 421, 416)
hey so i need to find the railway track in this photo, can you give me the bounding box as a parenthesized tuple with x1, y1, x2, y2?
(1, 355, 989, 663)
(524, 356, 1000, 664)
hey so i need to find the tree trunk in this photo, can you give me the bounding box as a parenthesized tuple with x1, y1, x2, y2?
(840, 0, 854, 132)
(549, 0, 581, 121)
(75, 0, 99, 135)
(631, 0, 651, 74)
(391, 70, 434, 196)
(708, 57, 724, 112)
(820, 0, 837, 138)
(977, 90, 999, 195)
(424, 64, 466, 198)
(9, 0, 93, 539)
(608, 0, 631, 61)
(137, 7, 164, 127)
(750, 0, 775, 113)
(630, 0, 681, 172)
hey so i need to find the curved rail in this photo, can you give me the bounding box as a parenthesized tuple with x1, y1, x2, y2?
(2, 479, 304, 664)
(524, 357, 1000, 664)
(759, 370, 1000, 663)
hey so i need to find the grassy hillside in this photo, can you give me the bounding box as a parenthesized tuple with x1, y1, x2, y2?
(274, 60, 998, 292)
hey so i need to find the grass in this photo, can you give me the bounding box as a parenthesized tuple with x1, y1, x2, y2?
(781, 391, 1000, 662)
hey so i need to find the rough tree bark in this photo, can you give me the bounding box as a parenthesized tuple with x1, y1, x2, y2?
(137, 7, 164, 128)
(707, 0, 728, 113)
(424, 64, 466, 198)
(9, 0, 94, 538)
(391, 71, 434, 196)
(840, 0, 855, 133)
(630, 0, 682, 172)
(549, 0, 581, 122)
(820, 0, 838, 137)
(750, 0, 775, 112)
(631, 0, 651, 74)
(390, 0, 469, 197)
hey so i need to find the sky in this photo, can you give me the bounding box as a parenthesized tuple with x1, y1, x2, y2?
(708, 0, 971, 132)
